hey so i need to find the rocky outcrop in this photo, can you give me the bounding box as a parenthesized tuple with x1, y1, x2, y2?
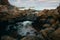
(0, 0, 60, 40)
(57, 5, 60, 14)
(0, 0, 10, 5)
(1, 36, 16, 40)
(21, 36, 42, 40)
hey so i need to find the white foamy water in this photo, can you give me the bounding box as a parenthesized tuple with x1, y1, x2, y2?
(7, 21, 37, 36)
(16, 21, 37, 36)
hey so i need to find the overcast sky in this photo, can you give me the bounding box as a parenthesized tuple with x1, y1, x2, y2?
(8, 0, 60, 10)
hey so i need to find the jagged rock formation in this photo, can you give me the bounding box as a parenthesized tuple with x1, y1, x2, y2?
(0, 0, 10, 5)
(1, 36, 16, 40)
(57, 5, 60, 14)
(21, 36, 42, 40)
(0, 0, 60, 40)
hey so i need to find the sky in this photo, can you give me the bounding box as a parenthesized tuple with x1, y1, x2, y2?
(8, 0, 60, 10)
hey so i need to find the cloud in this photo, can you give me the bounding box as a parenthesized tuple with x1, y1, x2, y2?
(38, 0, 47, 2)
(8, 0, 60, 10)
(47, 0, 60, 2)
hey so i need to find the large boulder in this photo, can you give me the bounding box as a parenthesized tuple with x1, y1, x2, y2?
(57, 5, 60, 14)
(1, 36, 16, 40)
(48, 28, 60, 40)
(21, 36, 43, 40)
(0, 0, 10, 5)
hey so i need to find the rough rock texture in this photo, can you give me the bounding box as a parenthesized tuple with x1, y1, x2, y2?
(47, 28, 60, 40)
(0, 0, 60, 40)
(1, 36, 16, 40)
(0, 0, 10, 5)
(21, 36, 43, 40)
